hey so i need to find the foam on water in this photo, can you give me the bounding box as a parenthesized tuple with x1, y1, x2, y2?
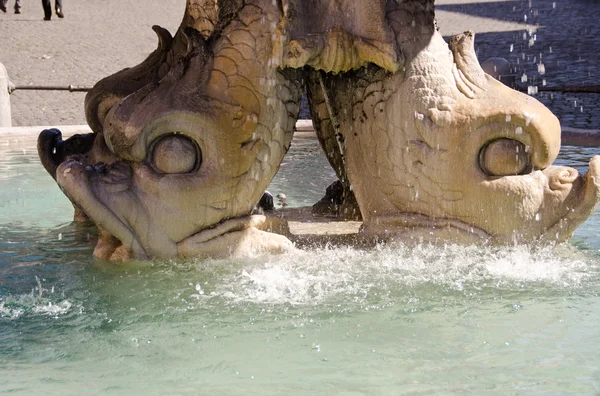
(0, 277, 76, 319)
(175, 243, 599, 307)
(0, 294, 74, 320)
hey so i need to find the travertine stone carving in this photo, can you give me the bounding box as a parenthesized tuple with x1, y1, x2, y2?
(38, 0, 600, 260)
(307, 0, 600, 244)
(39, 0, 305, 260)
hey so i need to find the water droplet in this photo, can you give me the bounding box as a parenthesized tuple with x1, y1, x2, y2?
(537, 63, 545, 75)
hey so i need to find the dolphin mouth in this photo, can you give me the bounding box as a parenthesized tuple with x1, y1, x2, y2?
(56, 157, 292, 260)
(56, 158, 148, 260)
(539, 156, 600, 242)
(360, 212, 491, 243)
(358, 156, 600, 245)
(177, 215, 294, 258)
(37, 129, 97, 180)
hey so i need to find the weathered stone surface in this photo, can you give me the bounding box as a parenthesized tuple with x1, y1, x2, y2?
(307, 1, 600, 245)
(40, 0, 306, 260)
(34, 0, 600, 261)
(0, 63, 11, 127)
(281, 0, 399, 73)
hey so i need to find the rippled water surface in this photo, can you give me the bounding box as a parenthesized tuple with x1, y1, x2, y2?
(1, 136, 600, 394)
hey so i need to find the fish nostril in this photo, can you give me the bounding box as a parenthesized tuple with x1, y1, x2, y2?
(557, 168, 578, 182)
(94, 162, 108, 176)
(548, 167, 579, 190)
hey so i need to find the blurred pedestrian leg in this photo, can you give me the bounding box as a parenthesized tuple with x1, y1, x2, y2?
(41, 0, 63, 20)
(0, 0, 21, 13)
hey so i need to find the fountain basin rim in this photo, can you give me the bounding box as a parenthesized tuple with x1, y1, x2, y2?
(1, 122, 599, 147)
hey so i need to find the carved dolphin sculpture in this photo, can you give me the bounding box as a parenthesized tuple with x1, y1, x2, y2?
(37, 0, 600, 261)
(36, 0, 405, 260)
(307, 0, 600, 244)
(39, 0, 307, 260)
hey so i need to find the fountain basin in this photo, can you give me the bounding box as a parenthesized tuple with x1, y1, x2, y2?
(1, 124, 600, 393)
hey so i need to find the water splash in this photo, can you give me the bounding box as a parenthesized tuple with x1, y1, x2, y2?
(0, 293, 73, 319)
(174, 243, 598, 307)
(0, 276, 75, 319)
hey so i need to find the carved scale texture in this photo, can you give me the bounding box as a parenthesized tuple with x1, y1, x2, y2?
(207, 2, 303, 218)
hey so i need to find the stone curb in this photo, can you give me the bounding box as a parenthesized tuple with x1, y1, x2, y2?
(561, 127, 600, 147)
(0, 120, 316, 138)
(0, 124, 93, 139)
(2, 121, 599, 147)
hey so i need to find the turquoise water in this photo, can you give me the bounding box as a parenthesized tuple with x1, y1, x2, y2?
(1, 135, 600, 394)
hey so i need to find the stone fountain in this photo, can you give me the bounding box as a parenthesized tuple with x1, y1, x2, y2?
(37, 0, 600, 260)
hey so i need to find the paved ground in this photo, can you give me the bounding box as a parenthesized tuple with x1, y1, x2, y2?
(0, 0, 183, 126)
(0, 0, 598, 129)
(436, 0, 600, 130)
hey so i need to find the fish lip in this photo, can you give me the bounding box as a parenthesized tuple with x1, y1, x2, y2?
(37, 128, 97, 180)
(176, 215, 294, 259)
(177, 215, 270, 256)
(55, 158, 148, 259)
(56, 158, 274, 260)
(359, 213, 491, 243)
(539, 156, 600, 243)
(572, 156, 600, 213)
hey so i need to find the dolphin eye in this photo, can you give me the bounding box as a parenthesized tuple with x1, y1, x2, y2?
(150, 134, 201, 174)
(479, 138, 531, 176)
